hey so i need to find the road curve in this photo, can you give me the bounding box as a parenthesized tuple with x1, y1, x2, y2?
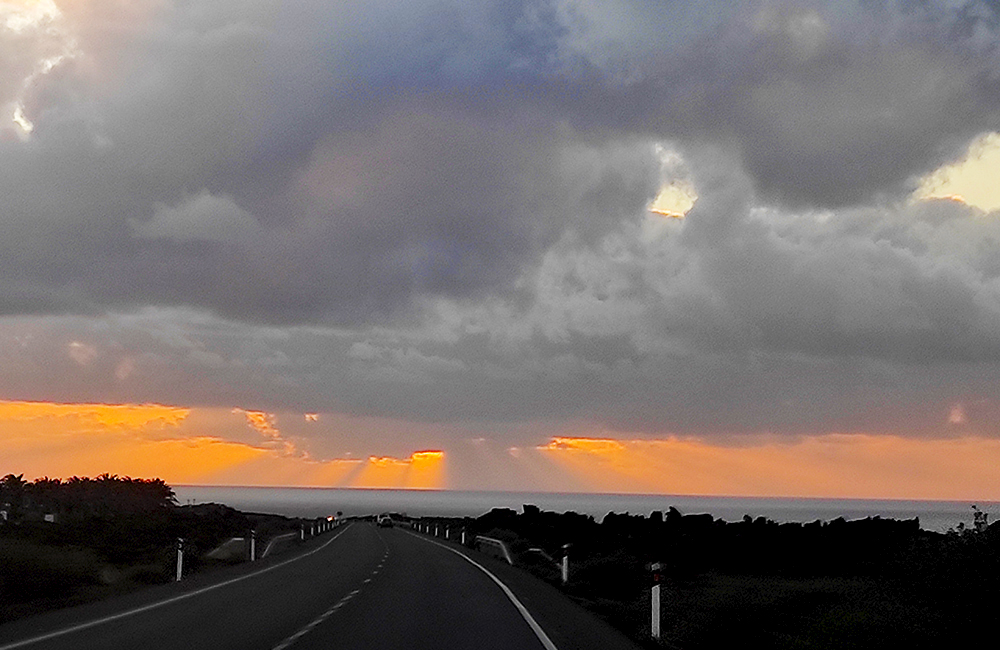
(0, 524, 574, 650)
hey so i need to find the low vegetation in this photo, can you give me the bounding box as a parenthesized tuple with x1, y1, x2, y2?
(0, 474, 303, 623)
(6, 472, 997, 647)
(416, 504, 1000, 649)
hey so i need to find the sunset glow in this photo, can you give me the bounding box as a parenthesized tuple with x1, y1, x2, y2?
(914, 132, 1000, 212)
(0, 400, 190, 429)
(537, 435, 1000, 501)
(352, 451, 446, 490)
(0, 400, 448, 490)
(0, 400, 996, 499)
(233, 408, 297, 456)
(648, 182, 696, 218)
(3, 2, 1000, 506)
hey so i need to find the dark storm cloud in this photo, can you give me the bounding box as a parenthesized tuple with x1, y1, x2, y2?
(1, 0, 662, 322)
(6, 0, 1000, 322)
(5, 1, 1000, 442)
(544, 0, 1000, 207)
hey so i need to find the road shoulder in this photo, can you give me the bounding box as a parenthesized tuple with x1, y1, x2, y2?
(406, 530, 644, 650)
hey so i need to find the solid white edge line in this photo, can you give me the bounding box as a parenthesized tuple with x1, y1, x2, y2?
(403, 529, 560, 650)
(0, 524, 355, 650)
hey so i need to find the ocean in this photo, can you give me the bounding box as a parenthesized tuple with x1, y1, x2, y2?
(172, 486, 996, 533)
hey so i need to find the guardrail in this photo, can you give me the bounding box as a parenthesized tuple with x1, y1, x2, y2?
(199, 518, 343, 573)
(205, 536, 246, 561)
(261, 532, 298, 558)
(410, 520, 513, 566)
(474, 535, 513, 565)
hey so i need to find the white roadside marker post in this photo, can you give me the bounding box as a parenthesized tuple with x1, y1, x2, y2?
(300, 525, 305, 541)
(561, 544, 570, 585)
(650, 562, 662, 641)
(445, 526, 450, 540)
(461, 530, 466, 545)
(175, 538, 184, 582)
(250, 529, 256, 562)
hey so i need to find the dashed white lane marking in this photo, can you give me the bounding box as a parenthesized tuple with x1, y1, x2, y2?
(0, 524, 356, 650)
(270, 525, 391, 650)
(274, 601, 352, 646)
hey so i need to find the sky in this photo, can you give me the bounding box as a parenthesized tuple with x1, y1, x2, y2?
(3, 0, 1000, 499)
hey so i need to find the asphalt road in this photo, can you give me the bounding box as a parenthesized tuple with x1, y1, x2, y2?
(0, 523, 641, 650)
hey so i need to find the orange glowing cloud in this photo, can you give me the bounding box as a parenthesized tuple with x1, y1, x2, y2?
(232, 408, 297, 456)
(0, 399, 190, 429)
(0, 401, 261, 482)
(235, 409, 279, 438)
(4, 400, 998, 499)
(368, 455, 409, 468)
(41, 435, 267, 484)
(351, 450, 445, 490)
(0, 400, 446, 489)
(536, 434, 1000, 500)
(543, 437, 625, 453)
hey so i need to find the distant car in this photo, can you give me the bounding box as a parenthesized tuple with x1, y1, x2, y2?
(376, 514, 393, 528)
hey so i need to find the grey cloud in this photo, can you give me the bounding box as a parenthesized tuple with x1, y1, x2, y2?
(544, 1, 1000, 207)
(132, 192, 261, 244)
(733, 45, 987, 207)
(5, 0, 1000, 324)
(330, 157, 1000, 436)
(6, 1, 1000, 445)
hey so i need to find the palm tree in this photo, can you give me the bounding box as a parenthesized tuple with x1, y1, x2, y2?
(0, 473, 27, 520)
